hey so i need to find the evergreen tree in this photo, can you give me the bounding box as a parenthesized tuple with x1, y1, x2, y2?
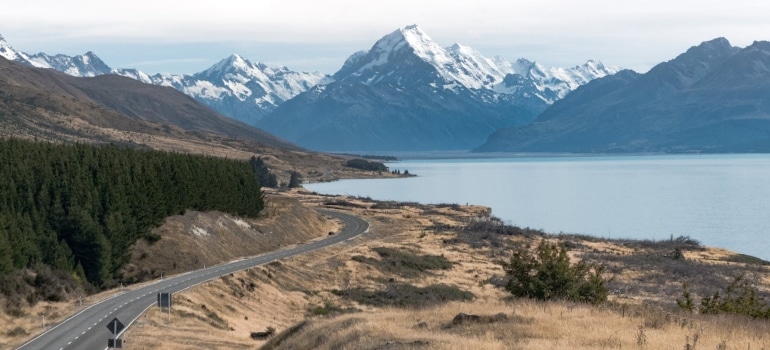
(288, 171, 302, 188)
(249, 156, 278, 188)
(0, 228, 13, 274)
(0, 139, 265, 292)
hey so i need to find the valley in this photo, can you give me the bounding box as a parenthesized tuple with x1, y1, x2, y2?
(2, 15, 770, 350)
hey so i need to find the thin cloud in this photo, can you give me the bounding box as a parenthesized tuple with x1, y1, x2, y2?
(2, 0, 769, 74)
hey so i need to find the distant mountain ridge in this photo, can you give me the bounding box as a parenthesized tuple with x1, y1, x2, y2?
(121, 55, 330, 124)
(0, 55, 299, 151)
(476, 38, 770, 153)
(0, 34, 327, 125)
(1, 27, 618, 151)
(259, 25, 619, 151)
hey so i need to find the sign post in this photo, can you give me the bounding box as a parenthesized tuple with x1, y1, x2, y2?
(158, 292, 172, 323)
(106, 317, 125, 349)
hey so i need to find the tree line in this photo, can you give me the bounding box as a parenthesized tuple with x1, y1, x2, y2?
(0, 139, 265, 290)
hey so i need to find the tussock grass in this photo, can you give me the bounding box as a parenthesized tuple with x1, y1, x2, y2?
(351, 247, 453, 278)
(333, 283, 473, 308)
(118, 191, 770, 349)
(263, 299, 770, 350)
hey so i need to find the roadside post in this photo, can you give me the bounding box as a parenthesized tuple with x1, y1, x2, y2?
(106, 317, 125, 349)
(158, 292, 172, 322)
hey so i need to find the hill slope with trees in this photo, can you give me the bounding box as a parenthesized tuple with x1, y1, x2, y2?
(0, 139, 265, 302)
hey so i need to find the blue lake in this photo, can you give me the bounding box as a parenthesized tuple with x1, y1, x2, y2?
(305, 154, 770, 261)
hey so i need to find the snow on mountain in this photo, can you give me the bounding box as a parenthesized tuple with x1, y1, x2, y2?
(0, 27, 619, 136)
(261, 25, 621, 151)
(0, 33, 328, 125)
(131, 54, 330, 124)
(192, 54, 329, 105)
(498, 58, 621, 103)
(0, 34, 29, 63)
(112, 68, 155, 84)
(1, 36, 113, 77)
(113, 54, 330, 123)
(335, 25, 619, 105)
(25, 51, 113, 77)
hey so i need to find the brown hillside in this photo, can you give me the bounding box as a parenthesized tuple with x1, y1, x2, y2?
(0, 56, 298, 150)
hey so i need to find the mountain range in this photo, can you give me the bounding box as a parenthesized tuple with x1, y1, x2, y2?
(259, 25, 618, 151)
(0, 27, 618, 151)
(0, 54, 297, 151)
(0, 34, 326, 126)
(475, 38, 770, 153)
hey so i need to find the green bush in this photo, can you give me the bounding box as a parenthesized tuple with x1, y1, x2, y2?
(502, 240, 607, 304)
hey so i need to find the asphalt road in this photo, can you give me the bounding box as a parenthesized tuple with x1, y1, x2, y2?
(17, 209, 368, 350)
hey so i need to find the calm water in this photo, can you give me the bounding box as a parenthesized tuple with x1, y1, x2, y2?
(306, 155, 770, 261)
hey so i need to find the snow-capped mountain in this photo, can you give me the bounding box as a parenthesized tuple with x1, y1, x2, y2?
(0, 35, 112, 77)
(0, 34, 27, 63)
(25, 51, 113, 77)
(1, 27, 619, 151)
(0, 34, 327, 124)
(259, 25, 619, 151)
(333, 25, 618, 103)
(137, 55, 330, 124)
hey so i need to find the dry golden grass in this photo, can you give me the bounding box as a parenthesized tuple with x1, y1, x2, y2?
(259, 299, 770, 350)
(119, 191, 770, 349)
(120, 195, 340, 282)
(8, 190, 770, 350)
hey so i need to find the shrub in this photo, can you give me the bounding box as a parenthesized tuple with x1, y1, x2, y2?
(680, 275, 770, 318)
(334, 283, 473, 308)
(502, 240, 607, 304)
(351, 247, 453, 278)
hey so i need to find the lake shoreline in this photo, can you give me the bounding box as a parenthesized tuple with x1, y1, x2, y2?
(306, 154, 770, 261)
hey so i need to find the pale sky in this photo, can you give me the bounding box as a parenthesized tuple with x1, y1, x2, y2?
(2, 0, 769, 75)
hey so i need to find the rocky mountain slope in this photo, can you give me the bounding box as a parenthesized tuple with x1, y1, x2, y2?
(259, 25, 618, 151)
(476, 38, 770, 153)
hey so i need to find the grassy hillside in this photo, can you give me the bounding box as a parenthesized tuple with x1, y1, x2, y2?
(121, 192, 770, 349)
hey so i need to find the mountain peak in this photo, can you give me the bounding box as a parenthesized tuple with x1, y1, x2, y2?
(685, 37, 736, 58)
(398, 24, 436, 48)
(202, 54, 252, 76)
(224, 54, 248, 65)
(0, 33, 27, 63)
(373, 24, 436, 54)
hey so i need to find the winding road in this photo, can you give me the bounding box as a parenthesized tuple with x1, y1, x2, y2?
(17, 209, 368, 350)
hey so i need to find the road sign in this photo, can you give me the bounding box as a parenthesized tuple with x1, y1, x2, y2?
(106, 317, 125, 335)
(157, 292, 172, 307)
(108, 338, 123, 348)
